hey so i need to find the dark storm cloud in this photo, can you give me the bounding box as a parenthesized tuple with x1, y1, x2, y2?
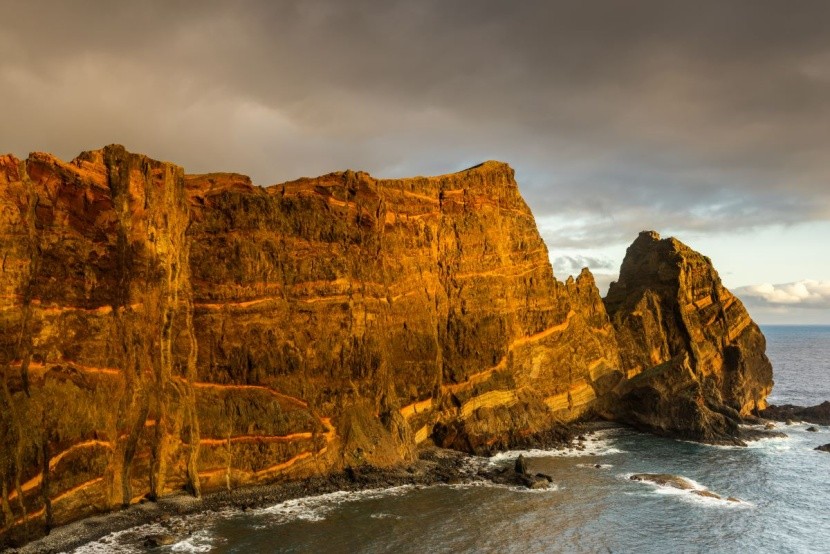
(2, 1, 830, 250)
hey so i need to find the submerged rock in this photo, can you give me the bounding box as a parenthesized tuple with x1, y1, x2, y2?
(692, 489, 721, 500)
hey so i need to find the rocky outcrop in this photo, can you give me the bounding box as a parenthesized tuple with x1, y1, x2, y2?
(761, 402, 830, 426)
(600, 231, 773, 445)
(629, 473, 741, 502)
(0, 146, 772, 546)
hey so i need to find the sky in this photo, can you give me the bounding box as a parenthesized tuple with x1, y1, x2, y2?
(1, 1, 829, 323)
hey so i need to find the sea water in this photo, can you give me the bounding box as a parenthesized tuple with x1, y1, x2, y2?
(75, 326, 830, 553)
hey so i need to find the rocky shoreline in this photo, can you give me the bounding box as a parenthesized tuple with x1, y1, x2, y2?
(12, 429, 591, 554)
(760, 401, 830, 426)
(13, 417, 803, 553)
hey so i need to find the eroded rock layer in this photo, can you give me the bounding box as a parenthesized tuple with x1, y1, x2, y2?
(0, 146, 771, 545)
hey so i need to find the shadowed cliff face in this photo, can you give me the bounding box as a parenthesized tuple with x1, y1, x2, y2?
(0, 146, 770, 545)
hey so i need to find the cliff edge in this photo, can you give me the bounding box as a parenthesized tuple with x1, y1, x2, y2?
(0, 146, 772, 546)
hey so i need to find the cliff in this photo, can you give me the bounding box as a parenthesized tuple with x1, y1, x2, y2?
(0, 146, 771, 545)
(601, 231, 772, 443)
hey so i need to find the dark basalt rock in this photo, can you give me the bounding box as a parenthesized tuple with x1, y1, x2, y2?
(514, 454, 528, 476)
(761, 402, 830, 426)
(816, 444, 830, 453)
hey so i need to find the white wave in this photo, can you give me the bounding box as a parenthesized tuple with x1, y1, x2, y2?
(72, 524, 167, 554)
(486, 429, 627, 464)
(576, 463, 613, 469)
(488, 442, 625, 464)
(370, 512, 403, 520)
(622, 473, 753, 508)
(257, 485, 416, 523)
(446, 480, 559, 493)
(171, 529, 216, 553)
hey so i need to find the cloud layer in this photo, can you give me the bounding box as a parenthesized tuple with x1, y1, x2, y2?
(736, 280, 830, 309)
(1, 1, 830, 257)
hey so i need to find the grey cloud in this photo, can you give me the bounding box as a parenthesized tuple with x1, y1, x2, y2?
(552, 254, 616, 277)
(2, 0, 830, 249)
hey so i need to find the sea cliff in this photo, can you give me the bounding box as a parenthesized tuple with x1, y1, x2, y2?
(0, 146, 772, 546)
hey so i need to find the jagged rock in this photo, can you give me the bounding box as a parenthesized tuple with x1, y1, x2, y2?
(761, 402, 830, 426)
(816, 444, 830, 453)
(600, 231, 773, 445)
(515, 454, 528, 476)
(0, 146, 771, 546)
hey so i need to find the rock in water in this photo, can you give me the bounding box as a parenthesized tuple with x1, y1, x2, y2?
(515, 454, 528, 476)
(600, 231, 773, 445)
(630, 474, 736, 502)
(816, 444, 830, 453)
(761, 402, 830, 426)
(0, 147, 772, 547)
(629, 473, 696, 490)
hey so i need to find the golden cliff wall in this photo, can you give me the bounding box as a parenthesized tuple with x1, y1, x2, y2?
(0, 147, 621, 542)
(0, 146, 771, 545)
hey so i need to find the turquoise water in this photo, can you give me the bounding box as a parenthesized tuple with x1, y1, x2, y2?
(76, 326, 830, 553)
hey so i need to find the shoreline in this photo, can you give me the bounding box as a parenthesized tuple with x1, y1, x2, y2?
(11, 417, 800, 553)
(14, 448, 473, 554)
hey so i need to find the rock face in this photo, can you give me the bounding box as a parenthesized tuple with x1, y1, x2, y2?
(0, 146, 771, 545)
(601, 231, 773, 445)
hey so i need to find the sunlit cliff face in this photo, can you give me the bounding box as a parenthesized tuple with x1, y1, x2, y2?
(0, 146, 771, 546)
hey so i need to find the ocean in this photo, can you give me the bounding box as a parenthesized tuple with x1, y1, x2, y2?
(75, 326, 830, 554)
